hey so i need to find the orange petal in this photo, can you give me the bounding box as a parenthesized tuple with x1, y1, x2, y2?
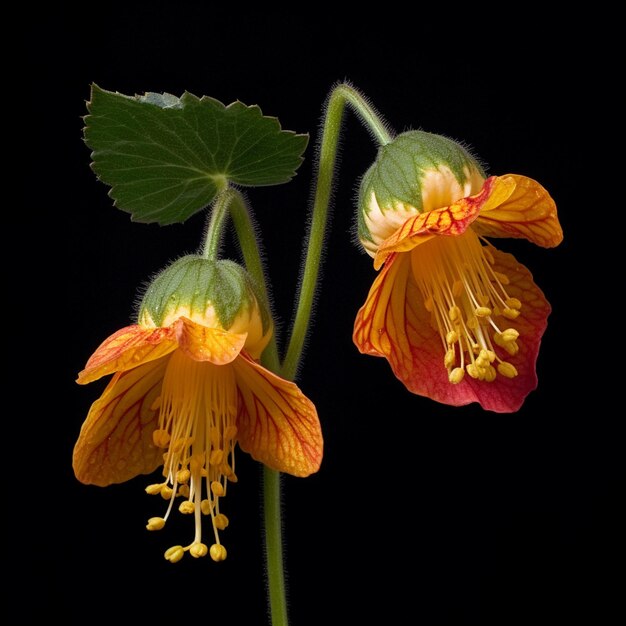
(174, 317, 246, 364)
(373, 177, 504, 270)
(233, 354, 322, 477)
(77, 324, 177, 385)
(356, 246, 551, 413)
(475, 174, 563, 247)
(73, 356, 168, 485)
(353, 252, 413, 363)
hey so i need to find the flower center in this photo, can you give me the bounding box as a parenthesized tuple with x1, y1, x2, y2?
(410, 229, 522, 385)
(145, 349, 238, 562)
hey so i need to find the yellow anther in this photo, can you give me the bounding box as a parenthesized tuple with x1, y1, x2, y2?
(146, 517, 165, 531)
(160, 486, 173, 500)
(452, 280, 463, 297)
(164, 546, 185, 563)
(505, 297, 522, 310)
(449, 305, 461, 322)
(150, 396, 162, 411)
(466, 363, 480, 379)
(502, 308, 520, 320)
(466, 317, 478, 330)
(176, 469, 191, 483)
(501, 341, 519, 356)
(497, 362, 518, 378)
(214, 513, 230, 530)
(475, 306, 492, 318)
(444, 348, 456, 368)
(483, 247, 495, 264)
(190, 456, 205, 474)
(201, 499, 213, 516)
(178, 484, 190, 498)
(448, 367, 465, 384)
(501, 328, 519, 342)
(152, 430, 170, 448)
(145, 483, 164, 495)
(484, 365, 497, 382)
(424, 296, 434, 312)
(475, 354, 490, 368)
(178, 500, 195, 514)
(477, 294, 490, 306)
(494, 271, 510, 285)
(190, 543, 208, 559)
(227, 473, 238, 484)
(211, 481, 225, 497)
(209, 544, 227, 562)
(446, 330, 458, 345)
(209, 449, 224, 466)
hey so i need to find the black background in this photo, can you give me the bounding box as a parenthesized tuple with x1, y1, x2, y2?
(24, 6, 622, 625)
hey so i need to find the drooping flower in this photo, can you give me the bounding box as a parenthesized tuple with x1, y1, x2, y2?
(353, 131, 563, 413)
(74, 256, 323, 561)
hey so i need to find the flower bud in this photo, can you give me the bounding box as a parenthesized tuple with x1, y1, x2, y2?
(357, 131, 486, 256)
(138, 256, 272, 358)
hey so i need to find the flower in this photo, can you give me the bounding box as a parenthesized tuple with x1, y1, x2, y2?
(353, 131, 563, 413)
(74, 257, 323, 561)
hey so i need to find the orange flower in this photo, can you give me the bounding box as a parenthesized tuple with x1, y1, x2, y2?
(74, 257, 322, 561)
(354, 132, 563, 412)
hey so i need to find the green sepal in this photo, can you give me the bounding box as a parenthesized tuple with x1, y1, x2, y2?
(357, 131, 485, 245)
(140, 256, 271, 333)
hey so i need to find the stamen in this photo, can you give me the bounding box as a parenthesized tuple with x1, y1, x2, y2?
(209, 544, 227, 562)
(164, 546, 185, 563)
(410, 230, 523, 385)
(146, 517, 165, 531)
(146, 349, 238, 562)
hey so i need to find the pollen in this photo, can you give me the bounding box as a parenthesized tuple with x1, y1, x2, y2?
(410, 230, 523, 385)
(145, 349, 238, 563)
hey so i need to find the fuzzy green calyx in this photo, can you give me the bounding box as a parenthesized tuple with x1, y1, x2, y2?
(357, 131, 486, 257)
(139, 256, 272, 357)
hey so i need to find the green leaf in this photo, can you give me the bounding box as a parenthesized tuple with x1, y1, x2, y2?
(84, 84, 309, 225)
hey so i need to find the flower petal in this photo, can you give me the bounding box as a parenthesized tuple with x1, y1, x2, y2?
(475, 174, 563, 247)
(233, 354, 322, 477)
(73, 356, 168, 486)
(373, 176, 506, 270)
(77, 324, 177, 385)
(174, 316, 247, 364)
(354, 248, 551, 412)
(353, 252, 413, 362)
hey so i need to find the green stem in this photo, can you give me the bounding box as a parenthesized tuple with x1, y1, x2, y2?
(263, 466, 288, 626)
(281, 82, 393, 379)
(202, 189, 231, 260)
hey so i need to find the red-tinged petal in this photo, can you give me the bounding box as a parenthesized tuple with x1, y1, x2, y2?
(475, 174, 563, 247)
(73, 356, 168, 485)
(373, 177, 506, 270)
(360, 245, 550, 412)
(233, 353, 322, 477)
(77, 324, 177, 385)
(174, 316, 246, 364)
(353, 252, 413, 362)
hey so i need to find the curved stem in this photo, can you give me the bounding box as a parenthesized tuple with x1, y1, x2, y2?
(281, 82, 393, 379)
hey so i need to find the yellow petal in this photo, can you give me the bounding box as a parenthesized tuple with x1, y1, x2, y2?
(73, 356, 168, 485)
(233, 354, 322, 477)
(174, 316, 247, 364)
(77, 324, 177, 385)
(475, 174, 563, 247)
